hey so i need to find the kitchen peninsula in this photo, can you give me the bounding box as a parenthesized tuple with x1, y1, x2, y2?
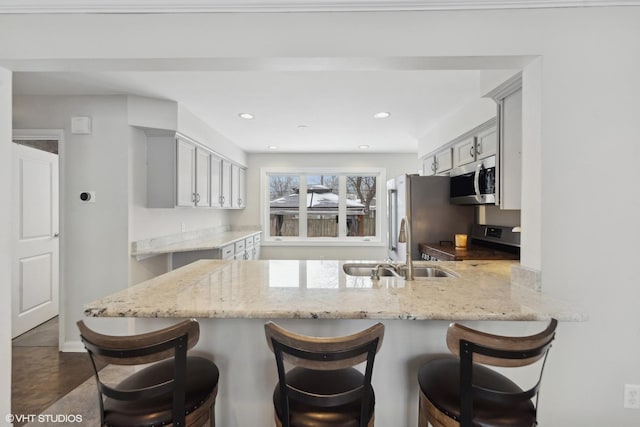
(85, 260, 584, 426)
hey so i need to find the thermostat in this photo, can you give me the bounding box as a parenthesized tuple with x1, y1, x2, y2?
(79, 191, 95, 203)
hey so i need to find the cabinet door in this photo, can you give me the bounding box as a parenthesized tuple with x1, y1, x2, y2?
(238, 167, 246, 208)
(422, 156, 436, 176)
(210, 155, 222, 207)
(176, 139, 196, 207)
(453, 136, 476, 167)
(499, 88, 522, 210)
(221, 160, 232, 208)
(434, 148, 453, 174)
(195, 148, 211, 207)
(231, 164, 241, 208)
(475, 126, 497, 160)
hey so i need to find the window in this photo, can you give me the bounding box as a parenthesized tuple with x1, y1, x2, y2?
(263, 168, 383, 245)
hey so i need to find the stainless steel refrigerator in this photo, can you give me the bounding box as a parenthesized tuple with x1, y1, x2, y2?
(387, 174, 474, 261)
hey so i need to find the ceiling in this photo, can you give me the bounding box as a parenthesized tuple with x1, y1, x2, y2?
(0, 0, 635, 13)
(13, 69, 491, 153)
(8, 1, 628, 153)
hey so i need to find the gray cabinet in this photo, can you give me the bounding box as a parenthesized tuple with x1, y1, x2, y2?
(453, 125, 497, 168)
(221, 160, 232, 208)
(170, 232, 262, 268)
(230, 163, 247, 209)
(423, 148, 453, 176)
(146, 131, 246, 209)
(147, 134, 211, 208)
(496, 87, 522, 210)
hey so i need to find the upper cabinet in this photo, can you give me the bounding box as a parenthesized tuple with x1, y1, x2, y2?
(220, 160, 232, 208)
(146, 131, 246, 209)
(452, 125, 497, 168)
(423, 147, 453, 176)
(495, 87, 522, 210)
(232, 164, 247, 208)
(486, 74, 522, 210)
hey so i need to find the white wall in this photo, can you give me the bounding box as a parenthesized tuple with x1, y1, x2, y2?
(418, 97, 497, 157)
(12, 95, 132, 348)
(237, 153, 419, 260)
(1, 7, 640, 425)
(0, 67, 12, 424)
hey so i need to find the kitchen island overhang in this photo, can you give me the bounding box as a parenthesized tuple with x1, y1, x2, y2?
(84, 259, 584, 427)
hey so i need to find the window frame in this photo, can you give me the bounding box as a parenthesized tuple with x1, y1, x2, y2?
(261, 167, 385, 246)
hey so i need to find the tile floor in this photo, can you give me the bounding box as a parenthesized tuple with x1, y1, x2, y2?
(11, 317, 106, 427)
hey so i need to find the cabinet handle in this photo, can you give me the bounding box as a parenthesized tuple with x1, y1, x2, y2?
(238, 198, 242, 205)
(431, 162, 436, 172)
(195, 193, 201, 204)
(470, 146, 475, 158)
(476, 142, 482, 155)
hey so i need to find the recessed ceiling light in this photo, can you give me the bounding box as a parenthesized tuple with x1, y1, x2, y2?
(268, 145, 278, 150)
(297, 125, 308, 129)
(238, 113, 254, 120)
(359, 145, 370, 150)
(373, 112, 391, 119)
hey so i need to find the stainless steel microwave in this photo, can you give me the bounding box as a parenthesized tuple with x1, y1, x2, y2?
(450, 156, 496, 205)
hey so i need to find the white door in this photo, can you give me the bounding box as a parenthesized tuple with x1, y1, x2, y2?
(12, 143, 59, 337)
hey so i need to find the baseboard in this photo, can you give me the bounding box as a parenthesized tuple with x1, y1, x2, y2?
(60, 340, 85, 353)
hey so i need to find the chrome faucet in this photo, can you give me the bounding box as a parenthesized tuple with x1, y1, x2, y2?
(398, 216, 413, 280)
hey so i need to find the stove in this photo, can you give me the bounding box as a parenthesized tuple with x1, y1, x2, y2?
(470, 224, 520, 248)
(419, 224, 520, 261)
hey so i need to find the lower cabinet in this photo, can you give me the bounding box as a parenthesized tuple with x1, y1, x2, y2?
(170, 233, 262, 269)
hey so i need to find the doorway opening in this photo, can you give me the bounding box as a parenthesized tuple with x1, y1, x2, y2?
(12, 129, 64, 349)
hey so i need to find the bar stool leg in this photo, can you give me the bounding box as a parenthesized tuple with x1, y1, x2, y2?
(418, 392, 429, 427)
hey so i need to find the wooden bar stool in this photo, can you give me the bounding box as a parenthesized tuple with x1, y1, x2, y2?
(264, 321, 385, 427)
(77, 319, 219, 427)
(418, 319, 557, 427)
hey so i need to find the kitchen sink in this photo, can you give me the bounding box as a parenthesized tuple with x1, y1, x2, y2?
(412, 267, 455, 278)
(342, 263, 455, 279)
(342, 263, 401, 278)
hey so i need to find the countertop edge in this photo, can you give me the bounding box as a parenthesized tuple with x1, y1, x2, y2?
(131, 228, 262, 256)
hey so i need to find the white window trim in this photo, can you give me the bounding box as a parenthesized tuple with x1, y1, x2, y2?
(261, 167, 385, 246)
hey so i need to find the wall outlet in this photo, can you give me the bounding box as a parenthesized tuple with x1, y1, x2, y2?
(181, 223, 186, 232)
(624, 384, 640, 409)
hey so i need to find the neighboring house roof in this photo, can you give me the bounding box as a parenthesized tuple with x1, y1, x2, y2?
(270, 185, 366, 214)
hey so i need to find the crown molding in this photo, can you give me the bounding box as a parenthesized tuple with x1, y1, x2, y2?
(0, 0, 639, 14)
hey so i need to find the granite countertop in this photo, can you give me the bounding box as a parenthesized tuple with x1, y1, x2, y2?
(419, 242, 520, 261)
(85, 259, 585, 321)
(131, 227, 262, 256)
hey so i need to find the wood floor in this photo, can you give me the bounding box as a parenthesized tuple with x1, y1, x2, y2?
(11, 317, 103, 427)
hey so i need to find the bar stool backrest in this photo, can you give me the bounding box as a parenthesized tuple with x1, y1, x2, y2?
(265, 322, 385, 427)
(445, 318, 558, 427)
(446, 319, 558, 367)
(77, 319, 202, 427)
